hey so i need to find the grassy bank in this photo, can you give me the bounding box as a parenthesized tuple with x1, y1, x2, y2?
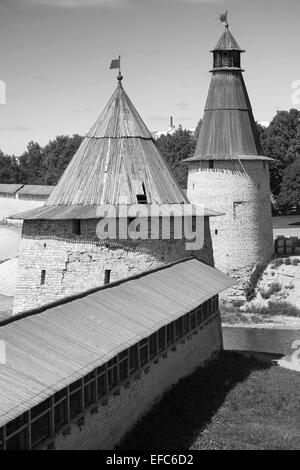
(118, 351, 300, 450)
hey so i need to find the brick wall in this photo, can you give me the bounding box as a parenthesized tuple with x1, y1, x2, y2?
(13, 217, 214, 314)
(45, 315, 222, 450)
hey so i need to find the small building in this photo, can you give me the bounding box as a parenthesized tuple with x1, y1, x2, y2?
(0, 184, 55, 222)
(185, 24, 274, 289)
(0, 257, 233, 450)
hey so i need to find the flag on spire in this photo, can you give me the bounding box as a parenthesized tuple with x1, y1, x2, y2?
(110, 57, 120, 70)
(220, 11, 228, 24)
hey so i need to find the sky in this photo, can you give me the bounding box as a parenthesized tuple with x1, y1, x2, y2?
(0, 0, 299, 156)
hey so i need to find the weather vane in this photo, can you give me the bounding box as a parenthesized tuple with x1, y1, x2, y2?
(219, 10, 229, 28)
(110, 55, 123, 82)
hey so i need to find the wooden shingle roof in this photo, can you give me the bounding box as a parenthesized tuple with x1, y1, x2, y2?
(212, 27, 245, 52)
(44, 81, 188, 209)
(0, 257, 233, 426)
(187, 29, 271, 163)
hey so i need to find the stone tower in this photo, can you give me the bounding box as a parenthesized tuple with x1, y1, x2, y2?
(13, 74, 217, 314)
(186, 24, 274, 286)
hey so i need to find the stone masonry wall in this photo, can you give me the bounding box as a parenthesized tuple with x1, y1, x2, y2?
(187, 160, 274, 274)
(13, 216, 214, 314)
(43, 314, 222, 450)
(187, 160, 274, 303)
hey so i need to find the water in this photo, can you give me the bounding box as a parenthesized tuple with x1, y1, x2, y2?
(223, 326, 300, 356)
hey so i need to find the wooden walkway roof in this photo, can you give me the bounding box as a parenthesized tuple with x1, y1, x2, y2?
(0, 258, 233, 426)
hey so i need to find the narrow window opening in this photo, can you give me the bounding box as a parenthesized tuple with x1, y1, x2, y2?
(215, 229, 218, 235)
(72, 219, 81, 235)
(136, 182, 148, 204)
(43, 243, 47, 249)
(40, 270, 46, 286)
(104, 269, 111, 285)
(208, 160, 214, 169)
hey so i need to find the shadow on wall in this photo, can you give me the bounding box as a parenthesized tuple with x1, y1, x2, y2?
(117, 351, 271, 450)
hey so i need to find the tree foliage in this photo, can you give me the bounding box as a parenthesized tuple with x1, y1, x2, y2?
(278, 159, 300, 211)
(0, 150, 19, 183)
(0, 134, 83, 186)
(156, 127, 196, 189)
(259, 109, 300, 195)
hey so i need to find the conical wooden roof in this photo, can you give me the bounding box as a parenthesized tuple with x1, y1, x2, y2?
(212, 27, 245, 52)
(187, 28, 271, 162)
(45, 81, 188, 207)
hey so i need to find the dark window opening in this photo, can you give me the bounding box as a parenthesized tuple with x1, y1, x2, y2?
(208, 160, 214, 169)
(129, 345, 139, 373)
(158, 327, 166, 352)
(203, 301, 208, 320)
(107, 358, 118, 391)
(40, 270, 46, 286)
(175, 318, 184, 340)
(215, 229, 218, 235)
(84, 372, 96, 406)
(6, 413, 28, 437)
(149, 333, 157, 360)
(139, 339, 149, 366)
(54, 400, 68, 432)
(196, 306, 203, 326)
(97, 366, 107, 398)
(104, 269, 111, 285)
(166, 323, 174, 346)
(6, 428, 29, 450)
(69, 389, 82, 420)
(31, 412, 51, 449)
(118, 351, 129, 382)
(190, 311, 196, 330)
(72, 219, 81, 235)
(136, 182, 148, 204)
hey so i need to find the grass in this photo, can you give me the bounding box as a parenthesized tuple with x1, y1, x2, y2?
(118, 352, 300, 450)
(260, 282, 282, 299)
(247, 301, 300, 317)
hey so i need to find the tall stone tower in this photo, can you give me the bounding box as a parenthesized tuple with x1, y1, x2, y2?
(186, 24, 274, 286)
(13, 73, 216, 314)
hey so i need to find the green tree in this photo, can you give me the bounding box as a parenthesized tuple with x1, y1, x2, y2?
(41, 134, 83, 185)
(0, 150, 20, 183)
(156, 127, 196, 188)
(259, 109, 300, 195)
(18, 142, 43, 184)
(278, 159, 300, 212)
